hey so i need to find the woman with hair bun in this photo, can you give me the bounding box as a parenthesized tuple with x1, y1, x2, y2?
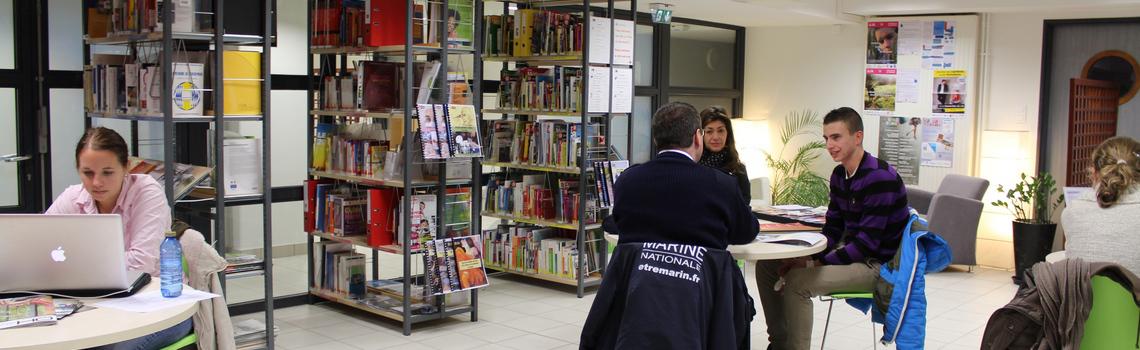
(1061, 136, 1140, 274)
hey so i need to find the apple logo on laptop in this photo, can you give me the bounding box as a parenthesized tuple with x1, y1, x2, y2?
(51, 246, 66, 262)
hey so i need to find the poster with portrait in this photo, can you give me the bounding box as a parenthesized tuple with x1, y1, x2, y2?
(878, 116, 921, 185)
(920, 118, 955, 168)
(867, 21, 898, 65)
(864, 68, 897, 114)
(446, 0, 475, 49)
(932, 70, 967, 116)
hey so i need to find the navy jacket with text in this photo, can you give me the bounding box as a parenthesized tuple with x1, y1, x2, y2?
(604, 151, 759, 249)
(580, 242, 755, 350)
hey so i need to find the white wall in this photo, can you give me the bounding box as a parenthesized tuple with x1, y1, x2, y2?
(741, 24, 865, 181)
(743, 7, 1140, 270)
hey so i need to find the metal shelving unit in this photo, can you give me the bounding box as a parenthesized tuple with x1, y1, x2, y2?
(475, 0, 630, 297)
(305, 0, 482, 336)
(83, 1, 275, 348)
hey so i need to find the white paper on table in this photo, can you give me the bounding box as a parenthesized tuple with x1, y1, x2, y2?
(755, 232, 825, 246)
(95, 286, 219, 313)
(771, 204, 812, 211)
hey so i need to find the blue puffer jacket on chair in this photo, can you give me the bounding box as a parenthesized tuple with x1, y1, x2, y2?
(849, 210, 953, 349)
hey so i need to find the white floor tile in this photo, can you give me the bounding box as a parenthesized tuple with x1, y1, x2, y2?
(418, 332, 491, 350)
(275, 329, 334, 349)
(535, 307, 590, 326)
(309, 321, 380, 340)
(499, 315, 568, 333)
(338, 330, 411, 350)
(536, 323, 583, 344)
(502, 300, 564, 316)
(496, 334, 570, 350)
(290, 341, 358, 350)
(460, 323, 530, 344)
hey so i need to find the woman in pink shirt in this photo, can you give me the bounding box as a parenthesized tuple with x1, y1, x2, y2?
(46, 127, 170, 277)
(47, 127, 190, 349)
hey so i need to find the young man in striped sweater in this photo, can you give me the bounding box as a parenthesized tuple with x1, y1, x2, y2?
(755, 107, 909, 350)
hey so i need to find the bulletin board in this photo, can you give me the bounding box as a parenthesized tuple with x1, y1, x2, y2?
(861, 15, 979, 191)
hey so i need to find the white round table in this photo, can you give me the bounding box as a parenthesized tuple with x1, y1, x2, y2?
(603, 233, 827, 261)
(0, 281, 198, 350)
(1045, 250, 1067, 263)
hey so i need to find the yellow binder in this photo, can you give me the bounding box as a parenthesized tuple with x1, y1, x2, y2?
(223, 51, 262, 116)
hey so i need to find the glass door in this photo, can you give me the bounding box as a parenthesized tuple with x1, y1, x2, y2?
(0, 0, 43, 213)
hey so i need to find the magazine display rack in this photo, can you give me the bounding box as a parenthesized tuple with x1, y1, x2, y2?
(476, 0, 633, 297)
(304, 0, 486, 335)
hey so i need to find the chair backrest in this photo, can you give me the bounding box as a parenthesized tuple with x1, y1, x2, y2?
(936, 174, 989, 201)
(1080, 275, 1140, 350)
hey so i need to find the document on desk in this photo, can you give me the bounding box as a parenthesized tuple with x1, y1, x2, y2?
(771, 204, 812, 211)
(755, 232, 825, 247)
(94, 286, 219, 313)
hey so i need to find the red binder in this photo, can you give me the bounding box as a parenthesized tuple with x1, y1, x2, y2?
(367, 188, 399, 247)
(304, 179, 333, 232)
(365, 0, 408, 47)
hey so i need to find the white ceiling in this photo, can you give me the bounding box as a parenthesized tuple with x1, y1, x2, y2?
(642, 0, 1140, 27)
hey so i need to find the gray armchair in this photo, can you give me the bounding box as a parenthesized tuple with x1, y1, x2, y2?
(907, 174, 989, 267)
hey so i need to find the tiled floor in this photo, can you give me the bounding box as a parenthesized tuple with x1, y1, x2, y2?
(231, 260, 1018, 350)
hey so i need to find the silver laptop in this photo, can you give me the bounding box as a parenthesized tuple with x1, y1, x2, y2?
(0, 214, 144, 293)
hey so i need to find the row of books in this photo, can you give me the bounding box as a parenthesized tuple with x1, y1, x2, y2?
(481, 226, 603, 279)
(223, 254, 264, 275)
(311, 242, 367, 298)
(85, 52, 261, 117)
(421, 234, 489, 295)
(484, 10, 584, 57)
(311, 0, 474, 49)
(87, 0, 267, 38)
(127, 157, 213, 201)
(592, 160, 630, 208)
(498, 66, 583, 112)
(319, 60, 441, 112)
(417, 104, 483, 160)
(312, 123, 392, 177)
(303, 181, 474, 249)
(483, 174, 598, 225)
(484, 120, 603, 169)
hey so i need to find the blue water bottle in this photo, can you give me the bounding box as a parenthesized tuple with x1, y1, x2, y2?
(160, 230, 183, 298)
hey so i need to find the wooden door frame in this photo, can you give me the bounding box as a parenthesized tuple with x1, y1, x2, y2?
(1038, 17, 1140, 174)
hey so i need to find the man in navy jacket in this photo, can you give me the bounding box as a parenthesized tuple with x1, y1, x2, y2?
(604, 102, 759, 249)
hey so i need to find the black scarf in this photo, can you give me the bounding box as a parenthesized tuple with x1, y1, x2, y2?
(699, 150, 728, 170)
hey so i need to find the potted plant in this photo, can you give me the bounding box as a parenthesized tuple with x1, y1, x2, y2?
(991, 172, 1065, 285)
(764, 109, 830, 207)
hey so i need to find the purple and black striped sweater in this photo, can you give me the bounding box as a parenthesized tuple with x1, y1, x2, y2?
(815, 151, 909, 266)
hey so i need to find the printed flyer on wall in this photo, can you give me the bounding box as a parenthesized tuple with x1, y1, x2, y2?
(932, 70, 967, 115)
(922, 21, 956, 69)
(866, 21, 898, 65)
(878, 116, 921, 185)
(864, 68, 897, 114)
(920, 118, 955, 168)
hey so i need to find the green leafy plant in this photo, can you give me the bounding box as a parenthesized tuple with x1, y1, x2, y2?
(990, 172, 1065, 224)
(764, 109, 830, 207)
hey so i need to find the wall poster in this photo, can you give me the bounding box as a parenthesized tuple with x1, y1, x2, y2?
(920, 118, 955, 168)
(932, 70, 966, 115)
(878, 116, 921, 185)
(864, 68, 897, 114)
(867, 21, 899, 65)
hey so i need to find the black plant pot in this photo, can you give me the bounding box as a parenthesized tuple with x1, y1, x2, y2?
(1011, 221, 1057, 286)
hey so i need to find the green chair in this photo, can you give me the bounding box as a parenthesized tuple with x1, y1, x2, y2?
(1080, 275, 1140, 350)
(160, 254, 197, 350)
(819, 292, 876, 350)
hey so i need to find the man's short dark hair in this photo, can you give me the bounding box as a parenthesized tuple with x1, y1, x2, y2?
(652, 102, 701, 150)
(823, 107, 864, 134)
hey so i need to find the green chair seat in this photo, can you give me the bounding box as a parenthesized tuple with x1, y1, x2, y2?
(159, 333, 197, 350)
(1080, 275, 1140, 350)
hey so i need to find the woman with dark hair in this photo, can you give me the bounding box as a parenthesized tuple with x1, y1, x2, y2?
(46, 127, 190, 349)
(1062, 136, 1140, 274)
(699, 106, 750, 202)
